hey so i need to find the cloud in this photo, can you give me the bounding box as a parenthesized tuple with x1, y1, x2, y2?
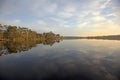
(14, 20, 21, 23)
(81, 20, 120, 36)
(63, 4, 77, 13)
(37, 20, 47, 26)
(100, 0, 111, 9)
(0, 18, 21, 26)
(92, 16, 106, 21)
(44, 3, 57, 13)
(77, 22, 89, 28)
(0, 0, 120, 36)
(58, 12, 74, 18)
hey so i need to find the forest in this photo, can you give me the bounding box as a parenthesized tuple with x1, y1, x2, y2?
(0, 24, 63, 42)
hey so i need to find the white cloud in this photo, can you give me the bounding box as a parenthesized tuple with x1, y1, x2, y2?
(58, 12, 73, 18)
(44, 3, 57, 13)
(100, 0, 111, 9)
(77, 22, 89, 28)
(50, 17, 62, 22)
(0, 19, 21, 26)
(14, 20, 21, 23)
(37, 20, 47, 26)
(106, 13, 117, 17)
(63, 24, 70, 28)
(64, 4, 76, 12)
(92, 12, 100, 16)
(92, 16, 106, 21)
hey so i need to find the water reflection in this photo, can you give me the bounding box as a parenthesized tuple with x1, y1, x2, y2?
(0, 39, 60, 56)
(0, 39, 120, 80)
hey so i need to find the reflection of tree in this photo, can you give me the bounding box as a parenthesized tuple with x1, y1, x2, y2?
(0, 39, 61, 56)
(0, 41, 8, 56)
(43, 39, 60, 46)
(5, 41, 37, 53)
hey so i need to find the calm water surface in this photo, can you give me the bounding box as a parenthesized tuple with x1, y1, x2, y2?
(0, 39, 120, 80)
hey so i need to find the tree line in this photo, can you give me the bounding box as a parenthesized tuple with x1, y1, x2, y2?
(0, 24, 63, 42)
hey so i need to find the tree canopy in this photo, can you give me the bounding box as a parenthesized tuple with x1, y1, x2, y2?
(0, 24, 63, 42)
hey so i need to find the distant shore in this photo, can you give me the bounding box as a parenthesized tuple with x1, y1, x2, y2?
(63, 35, 120, 40)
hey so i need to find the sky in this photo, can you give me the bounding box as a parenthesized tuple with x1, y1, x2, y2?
(0, 0, 120, 36)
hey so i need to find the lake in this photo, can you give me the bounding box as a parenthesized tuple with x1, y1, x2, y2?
(0, 39, 120, 80)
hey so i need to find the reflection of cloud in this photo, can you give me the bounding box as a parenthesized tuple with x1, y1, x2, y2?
(0, 39, 120, 79)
